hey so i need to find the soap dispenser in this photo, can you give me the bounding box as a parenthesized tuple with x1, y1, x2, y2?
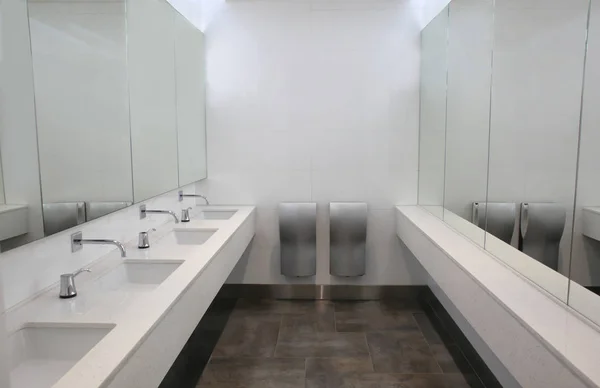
(138, 228, 156, 249)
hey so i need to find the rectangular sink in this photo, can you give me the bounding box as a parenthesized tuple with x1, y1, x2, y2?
(197, 210, 236, 220)
(9, 324, 113, 388)
(93, 261, 182, 292)
(159, 229, 217, 246)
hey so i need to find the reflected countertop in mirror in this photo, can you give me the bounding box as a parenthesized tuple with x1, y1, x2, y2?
(0, 0, 207, 250)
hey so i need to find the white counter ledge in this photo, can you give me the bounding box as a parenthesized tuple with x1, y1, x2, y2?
(396, 205, 600, 388)
(4, 205, 256, 388)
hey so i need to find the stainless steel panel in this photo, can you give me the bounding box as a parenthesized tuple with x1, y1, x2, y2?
(520, 203, 566, 271)
(279, 203, 317, 277)
(217, 284, 427, 301)
(330, 202, 367, 277)
(85, 201, 132, 221)
(43, 202, 86, 237)
(472, 202, 518, 245)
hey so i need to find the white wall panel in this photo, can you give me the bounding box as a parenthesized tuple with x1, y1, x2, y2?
(199, 0, 427, 285)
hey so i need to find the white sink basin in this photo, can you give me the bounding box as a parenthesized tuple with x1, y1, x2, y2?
(8, 324, 113, 388)
(158, 229, 217, 246)
(93, 261, 182, 292)
(196, 210, 236, 220)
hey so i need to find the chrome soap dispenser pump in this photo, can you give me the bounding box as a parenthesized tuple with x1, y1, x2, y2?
(181, 207, 192, 223)
(138, 228, 156, 249)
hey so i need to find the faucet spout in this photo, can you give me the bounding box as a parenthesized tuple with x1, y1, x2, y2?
(139, 205, 180, 223)
(178, 190, 210, 205)
(71, 232, 127, 257)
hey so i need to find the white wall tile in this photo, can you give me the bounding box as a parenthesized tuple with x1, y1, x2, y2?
(200, 171, 313, 209)
(209, 129, 312, 173)
(311, 168, 417, 210)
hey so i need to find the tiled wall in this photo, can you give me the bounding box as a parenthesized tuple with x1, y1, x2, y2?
(0, 183, 199, 312)
(197, 0, 435, 286)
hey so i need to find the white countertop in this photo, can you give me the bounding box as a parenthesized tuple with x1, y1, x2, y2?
(3, 205, 255, 388)
(398, 206, 600, 388)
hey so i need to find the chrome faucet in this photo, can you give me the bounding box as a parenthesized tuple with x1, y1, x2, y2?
(139, 204, 179, 223)
(181, 207, 192, 223)
(59, 268, 91, 298)
(178, 190, 209, 205)
(71, 231, 127, 257)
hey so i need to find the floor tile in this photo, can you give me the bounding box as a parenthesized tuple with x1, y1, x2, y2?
(212, 315, 281, 357)
(334, 301, 422, 332)
(197, 358, 305, 388)
(366, 330, 442, 373)
(335, 310, 419, 333)
(430, 344, 474, 374)
(195, 300, 494, 388)
(334, 300, 422, 314)
(275, 332, 370, 358)
(413, 313, 454, 346)
(335, 373, 483, 388)
(305, 357, 374, 388)
(233, 299, 334, 316)
(280, 302, 335, 335)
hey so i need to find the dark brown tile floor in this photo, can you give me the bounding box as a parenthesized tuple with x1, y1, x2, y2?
(196, 300, 488, 388)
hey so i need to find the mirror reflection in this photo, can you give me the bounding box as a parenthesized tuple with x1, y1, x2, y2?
(485, 0, 589, 301)
(0, 0, 207, 251)
(128, 0, 179, 202)
(442, 0, 493, 247)
(419, 0, 600, 316)
(28, 0, 134, 236)
(418, 5, 448, 220)
(569, 0, 600, 325)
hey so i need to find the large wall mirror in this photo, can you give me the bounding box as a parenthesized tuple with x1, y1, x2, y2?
(570, 0, 600, 325)
(419, 0, 600, 326)
(0, 0, 206, 251)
